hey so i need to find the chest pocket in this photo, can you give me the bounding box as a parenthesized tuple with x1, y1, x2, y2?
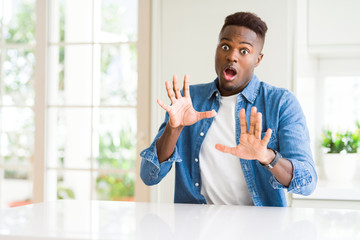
(261, 130, 278, 151)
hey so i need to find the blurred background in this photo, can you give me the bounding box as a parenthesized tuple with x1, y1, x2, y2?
(0, 0, 359, 209)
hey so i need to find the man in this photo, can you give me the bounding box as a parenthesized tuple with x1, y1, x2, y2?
(140, 12, 317, 206)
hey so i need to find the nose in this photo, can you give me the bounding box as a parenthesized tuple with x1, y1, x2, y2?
(227, 49, 238, 63)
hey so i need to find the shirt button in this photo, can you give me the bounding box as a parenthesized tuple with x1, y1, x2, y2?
(216, 92, 219, 97)
(194, 158, 199, 162)
(195, 183, 199, 187)
(200, 132, 204, 136)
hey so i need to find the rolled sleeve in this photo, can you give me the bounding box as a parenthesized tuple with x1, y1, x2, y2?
(271, 91, 318, 195)
(140, 138, 182, 186)
(270, 159, 317, 195)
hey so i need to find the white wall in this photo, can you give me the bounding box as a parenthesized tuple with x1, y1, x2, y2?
(150, 0, 295, 203)
(308, 0, 360, 46)
(159, 0, 294, 88)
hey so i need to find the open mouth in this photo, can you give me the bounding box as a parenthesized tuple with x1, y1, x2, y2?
(223, 66, 237, 81)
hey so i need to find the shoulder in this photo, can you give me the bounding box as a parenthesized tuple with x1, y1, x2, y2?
(256, 81, 304, 123)
(258, 81, 298, 105)
(259, 81, 290, 96)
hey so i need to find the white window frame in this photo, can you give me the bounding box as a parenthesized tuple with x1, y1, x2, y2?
(33, 0, 47, 203)
(32, 0, 150, 204)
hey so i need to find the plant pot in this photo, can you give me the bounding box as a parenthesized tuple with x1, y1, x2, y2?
(322, 153, 359, 183)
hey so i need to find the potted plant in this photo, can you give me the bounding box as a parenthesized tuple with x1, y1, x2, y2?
(321, 121, 360, 182)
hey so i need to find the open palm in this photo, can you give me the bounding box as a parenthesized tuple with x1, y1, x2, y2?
(157, 75, 216, 129)
(215, 107, 272, 163)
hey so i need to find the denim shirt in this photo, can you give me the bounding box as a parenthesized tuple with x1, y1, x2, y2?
(140, 75, 317, 207)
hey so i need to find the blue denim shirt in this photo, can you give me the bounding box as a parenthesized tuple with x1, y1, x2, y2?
(140, 75, 317, 207)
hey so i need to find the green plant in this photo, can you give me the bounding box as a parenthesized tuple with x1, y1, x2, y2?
(95, 128, 136, 200)
(96, 174, 134, 200)
(57, 187, 75, 199)
(322, 121, 360, 153)
(96, 129, 136, 169)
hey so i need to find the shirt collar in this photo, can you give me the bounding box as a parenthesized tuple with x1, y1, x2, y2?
(208, 75, 260, 103)
(240, 75, 260, 104)
(208, 79, 221, 100)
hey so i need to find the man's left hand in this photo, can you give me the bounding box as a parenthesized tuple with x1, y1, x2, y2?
(215, 107, 274, 164)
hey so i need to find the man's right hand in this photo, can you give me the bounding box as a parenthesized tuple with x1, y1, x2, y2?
(157, 74, 216, 129)
(156, 74, 216, 163)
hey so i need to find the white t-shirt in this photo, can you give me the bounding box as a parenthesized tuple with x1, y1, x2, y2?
(199, 94, 253, 205)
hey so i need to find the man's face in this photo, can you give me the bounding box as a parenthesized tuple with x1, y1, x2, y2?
(215, 25, 264, 96)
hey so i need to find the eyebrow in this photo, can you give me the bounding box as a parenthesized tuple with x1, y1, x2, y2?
(220, 37, 254, 47)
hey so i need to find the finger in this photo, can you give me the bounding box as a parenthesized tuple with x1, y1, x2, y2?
(183, 74, 190, 97)
(197, 110, 216, 121)
(255, 112, 262, 139)
(173, 75, 182, 99)
(215, 144, 238, 156)
(157, 99, 171, 112)
(248, 107, 257, 135)
(165, 81, 176, 104)
(240, 108, 248, 134)
(261, 128, 273, 146)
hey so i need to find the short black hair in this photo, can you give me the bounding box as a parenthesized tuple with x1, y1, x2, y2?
(221, 12, 268, 40)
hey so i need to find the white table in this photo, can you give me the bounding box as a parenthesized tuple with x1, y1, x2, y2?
(0, 200, 359, 240)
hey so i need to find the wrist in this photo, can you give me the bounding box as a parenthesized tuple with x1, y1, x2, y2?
(167, 122, 184, 132)
(260, 148, 276, 165)
(260, 148, 281, 169)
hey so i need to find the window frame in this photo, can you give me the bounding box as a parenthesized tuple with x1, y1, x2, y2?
(31, 0, 150, 204)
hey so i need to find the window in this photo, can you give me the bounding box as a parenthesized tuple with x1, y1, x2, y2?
(0, 0, 36, 208)
(322, 76, 360, 132)
(291, 0, 360, 207)
(46, 0, 138, 202)
(0, 0, 147, 209)
(297, 58, 360, 169)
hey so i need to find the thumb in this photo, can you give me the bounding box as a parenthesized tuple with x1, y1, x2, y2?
(197, 110, 216, 121)
(261, 128, 273, 146)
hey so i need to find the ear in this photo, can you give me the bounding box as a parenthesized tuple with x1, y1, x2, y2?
(254, 53, 263, 67)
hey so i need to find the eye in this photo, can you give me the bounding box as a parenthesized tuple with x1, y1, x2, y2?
(221, 44, 230, 51)
(240, 49, 249, 55)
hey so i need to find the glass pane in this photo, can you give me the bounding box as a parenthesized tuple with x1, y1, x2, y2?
(323, 77, 360, 131)
(48, 45, 92, 106)
(1, 169, 32, 209)
(47, 108, 92, 169)
(93, 108, 136, 170)
(0, 107, 34, 166)
(96, 44, 137, 106)
(49, 0, 93, 43)
(2, 48, 35, 106)
(94, 172, 135, 201)
(95, 0, 138, 42)
(46, 170, 91, 201)
(2, 0, 36, 44)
